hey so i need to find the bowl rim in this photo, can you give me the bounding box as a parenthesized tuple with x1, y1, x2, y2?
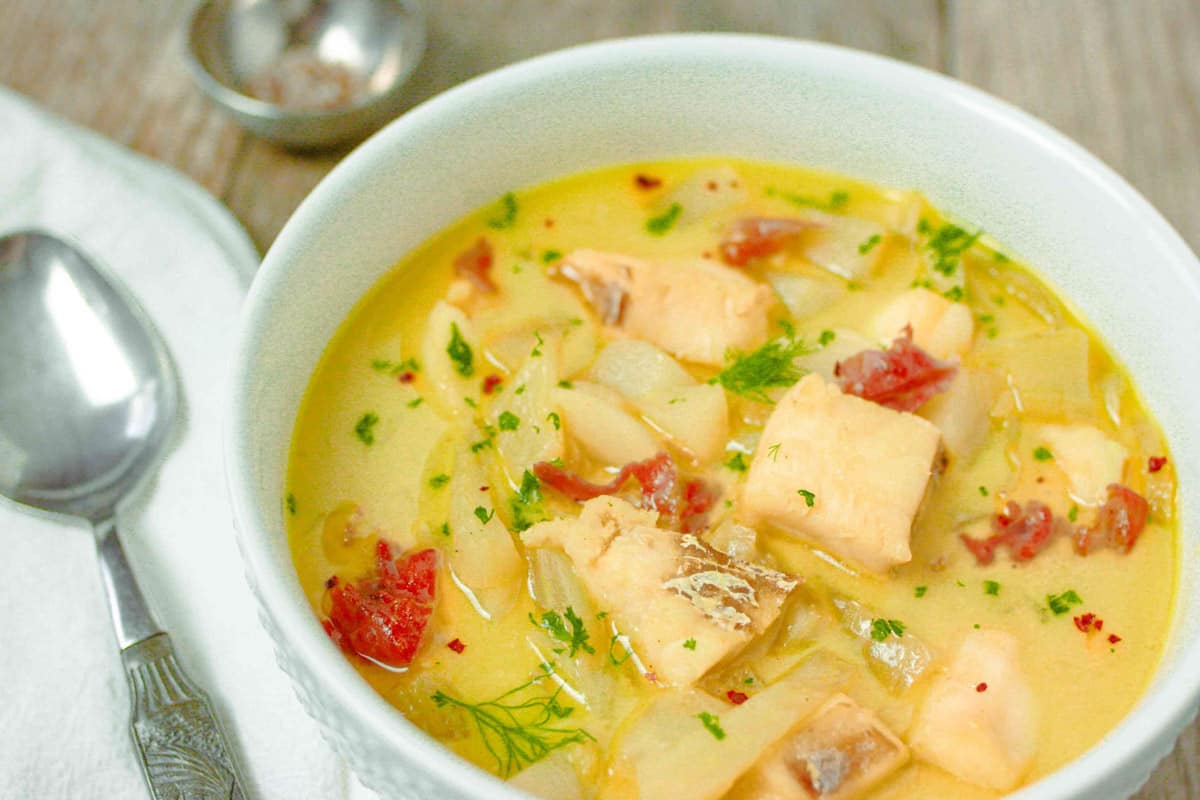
(184, 0, 427, 123)
(228, 32, 1200, 800)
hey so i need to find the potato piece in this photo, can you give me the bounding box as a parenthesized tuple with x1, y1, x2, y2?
(420, 301, 481, 418)
(590, 339, 728, 461)
(920, 367, 1003, 462)
(606, 653, 849, 800)
(910, 629, 1036, 792)
(767, 271, 847, 321)
(872, 288, 975, 361)
(553, 381, 660, 466)
(832, 597, 933, 693)
(522, 497, 797, 686)
(741, 374, 942, 573)
(979, 328, 1092, 418)
(799, 212, 887, 280)
(507, 753, 584, 800)
(657, 165, 747, 226)
(1036, 424, 1128, 507)
(492, 344, 564, 478)
(732, 694, 909, 800)
(446, 445, 523, 617)
(559, 249, 775, 366)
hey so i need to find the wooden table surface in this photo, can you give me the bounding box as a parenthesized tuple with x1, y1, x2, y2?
(3, 1, 1197, 797)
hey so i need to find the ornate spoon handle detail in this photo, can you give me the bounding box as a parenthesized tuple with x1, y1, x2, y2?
(122, 633, 250, 800)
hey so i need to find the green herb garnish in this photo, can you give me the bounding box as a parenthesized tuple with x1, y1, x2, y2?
(858, 233, 882, 255)
(447, 322, 474, 377)
(713, 329, 815, 403)
(769, 186, 850, 213)
(486, 192, 519, 230)
(697, 711, 726, 740)
(1068, 505, 1079, 523)
(767, 443, 781, 461)
(1033, 446, 1054, 461)
(542, 249, 562, 263)
(546, 412, 561, 431)
(796, 489, 816, 507)
(724, 452, 748, 472)
(407, 396, 424, 408)
(285, 493, 296, 515)
(498, 411, 520, 432)
(354, 412, 379, 445)
(430, 678, 593, 778)
(683, 638, 697, 651)
(818, 329, 836, 346)
(870, 619, 906, 641)
(510, 470, 545, 532)
(429, 474, 450, 489)
(439, 522, 451, 537)
(474, 506, 495, 525)
(914, 586, 927, 599)
(924, 222, 981, 276)
(646, 202, 683, 235)
(530, 607, 595, 657)
(371, 356, 420, 375)
(984, 580, 1001, 596)
(979, 485, 989, 496)
(1047, 590, 1083, 615)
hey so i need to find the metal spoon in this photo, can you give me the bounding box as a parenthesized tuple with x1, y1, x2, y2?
(0, 231, 248, 799)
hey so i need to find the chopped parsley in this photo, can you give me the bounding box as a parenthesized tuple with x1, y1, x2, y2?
(285, 493, 296, 515)
(796, 489, 816, 507)
(683, 638, 697, 651)
(557, 380, 573, 389)
(407, 396, 424, 408)
(1033, 446, 1054, 461)
(943, 286, 966, 303)
(697, 711, 726, 741)
(530, 607, 595, 657)
(431, 678, 593, 778)
(608, 634, 632, 666)
(371, 356, 420, 375)
(870, 618, 906, 641)
(1047, 590, 1083, 616)
(439, 522, 451, 537)
(498, 411, 520, 432)
(858, 233, 882, 255)
(470, 438, 493, 453)
(767, 443, 781, 461)
(924, 222, 982, 277)
(914, 586, 928, 599)
(713, 326, 815, 403)
(546, 412, 561, 431)
(474, 506, 495, 525)
(354, 412, 379, 445)
(724, 452, 749, 472)
(542, 249, 562, 263)
(769, 186, 850, 213)
(486, 192, 519, 230)
(1068, 505, 1079, 523)
(510, 470, 545, 532)
(984, 580, 1001, 596)
(979, 485, 989, 496)
(447, 322, 474, 377)
(818, 329, 836, 346)
(429, 474, 451, 489)
(645, 203, 683, 235)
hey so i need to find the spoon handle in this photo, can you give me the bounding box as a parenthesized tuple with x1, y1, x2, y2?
(95, 520, 251, 799)
(122, 633, 250, 799)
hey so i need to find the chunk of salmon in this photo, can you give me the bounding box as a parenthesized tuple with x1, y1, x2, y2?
(558, 249, 775, 366)
(1036, 423, 1128, 507)
(741, 374, 942, 573)
(521, 496, 797, 685)
(734, 694, 909, 800)
(872, 288, 975, 361)
(910, 629, 1036, 792)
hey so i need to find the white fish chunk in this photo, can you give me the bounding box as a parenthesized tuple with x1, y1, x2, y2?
(741, 374, 941, 573)
(1036, 423, 1128, 507)
(873, 288, 975, 361)
(521, 496, 797, 685)
(558, 249, 775, 366)
(910, 629, 1037, 792)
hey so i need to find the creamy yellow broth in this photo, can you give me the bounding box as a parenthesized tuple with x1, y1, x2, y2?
(286, 158, 1177, 799)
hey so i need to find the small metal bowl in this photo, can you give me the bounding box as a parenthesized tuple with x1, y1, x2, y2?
(185, 0, 426, 150)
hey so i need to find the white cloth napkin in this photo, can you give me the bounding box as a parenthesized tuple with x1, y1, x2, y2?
(0, 88, 376, 800)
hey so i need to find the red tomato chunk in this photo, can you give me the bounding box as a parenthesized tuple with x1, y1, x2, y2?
(835, 327, 957, 412)
(322, 541, 438, 669)
(453, 236, 497, 293)
(719, 217, 813, 266)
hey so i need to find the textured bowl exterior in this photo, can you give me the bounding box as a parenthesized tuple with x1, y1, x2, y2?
(227, 35, 1200, 800)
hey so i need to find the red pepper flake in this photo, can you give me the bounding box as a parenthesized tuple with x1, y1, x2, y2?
(479, 485, 489, 492)
(726, 690, 749, 705)
(975, 682, 988, 693)
(482, 374, 502, 394)
(634, 174, 662, 190)
(447, 638, 466, 654)
(1148, 456, 1168, 473)
(644, 671, 658, 683)
(325, 575, 339, 589)
(397, 371, 415, 384)
(1109, 634, 1122, 644)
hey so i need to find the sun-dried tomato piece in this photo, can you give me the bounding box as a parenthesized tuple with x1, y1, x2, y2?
(961, 500, 1055, 565)
(719, 217, 813, 266)
(453, 237, 497, 293)
(533, 452, 718, 532)
(835, 327, 957, 412)
(1074, 484, 1150, 555)
(322, 542, 438, 668)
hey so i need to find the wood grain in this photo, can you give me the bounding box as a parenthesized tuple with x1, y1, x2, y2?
(0, 1, 1197, 797)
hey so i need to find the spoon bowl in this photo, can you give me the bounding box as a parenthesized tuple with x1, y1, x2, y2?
(0, 231, 177, 522)
(0, 230, 248, 799)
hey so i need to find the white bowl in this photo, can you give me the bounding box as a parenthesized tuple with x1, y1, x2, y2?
(227, 34, 1200, 800)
